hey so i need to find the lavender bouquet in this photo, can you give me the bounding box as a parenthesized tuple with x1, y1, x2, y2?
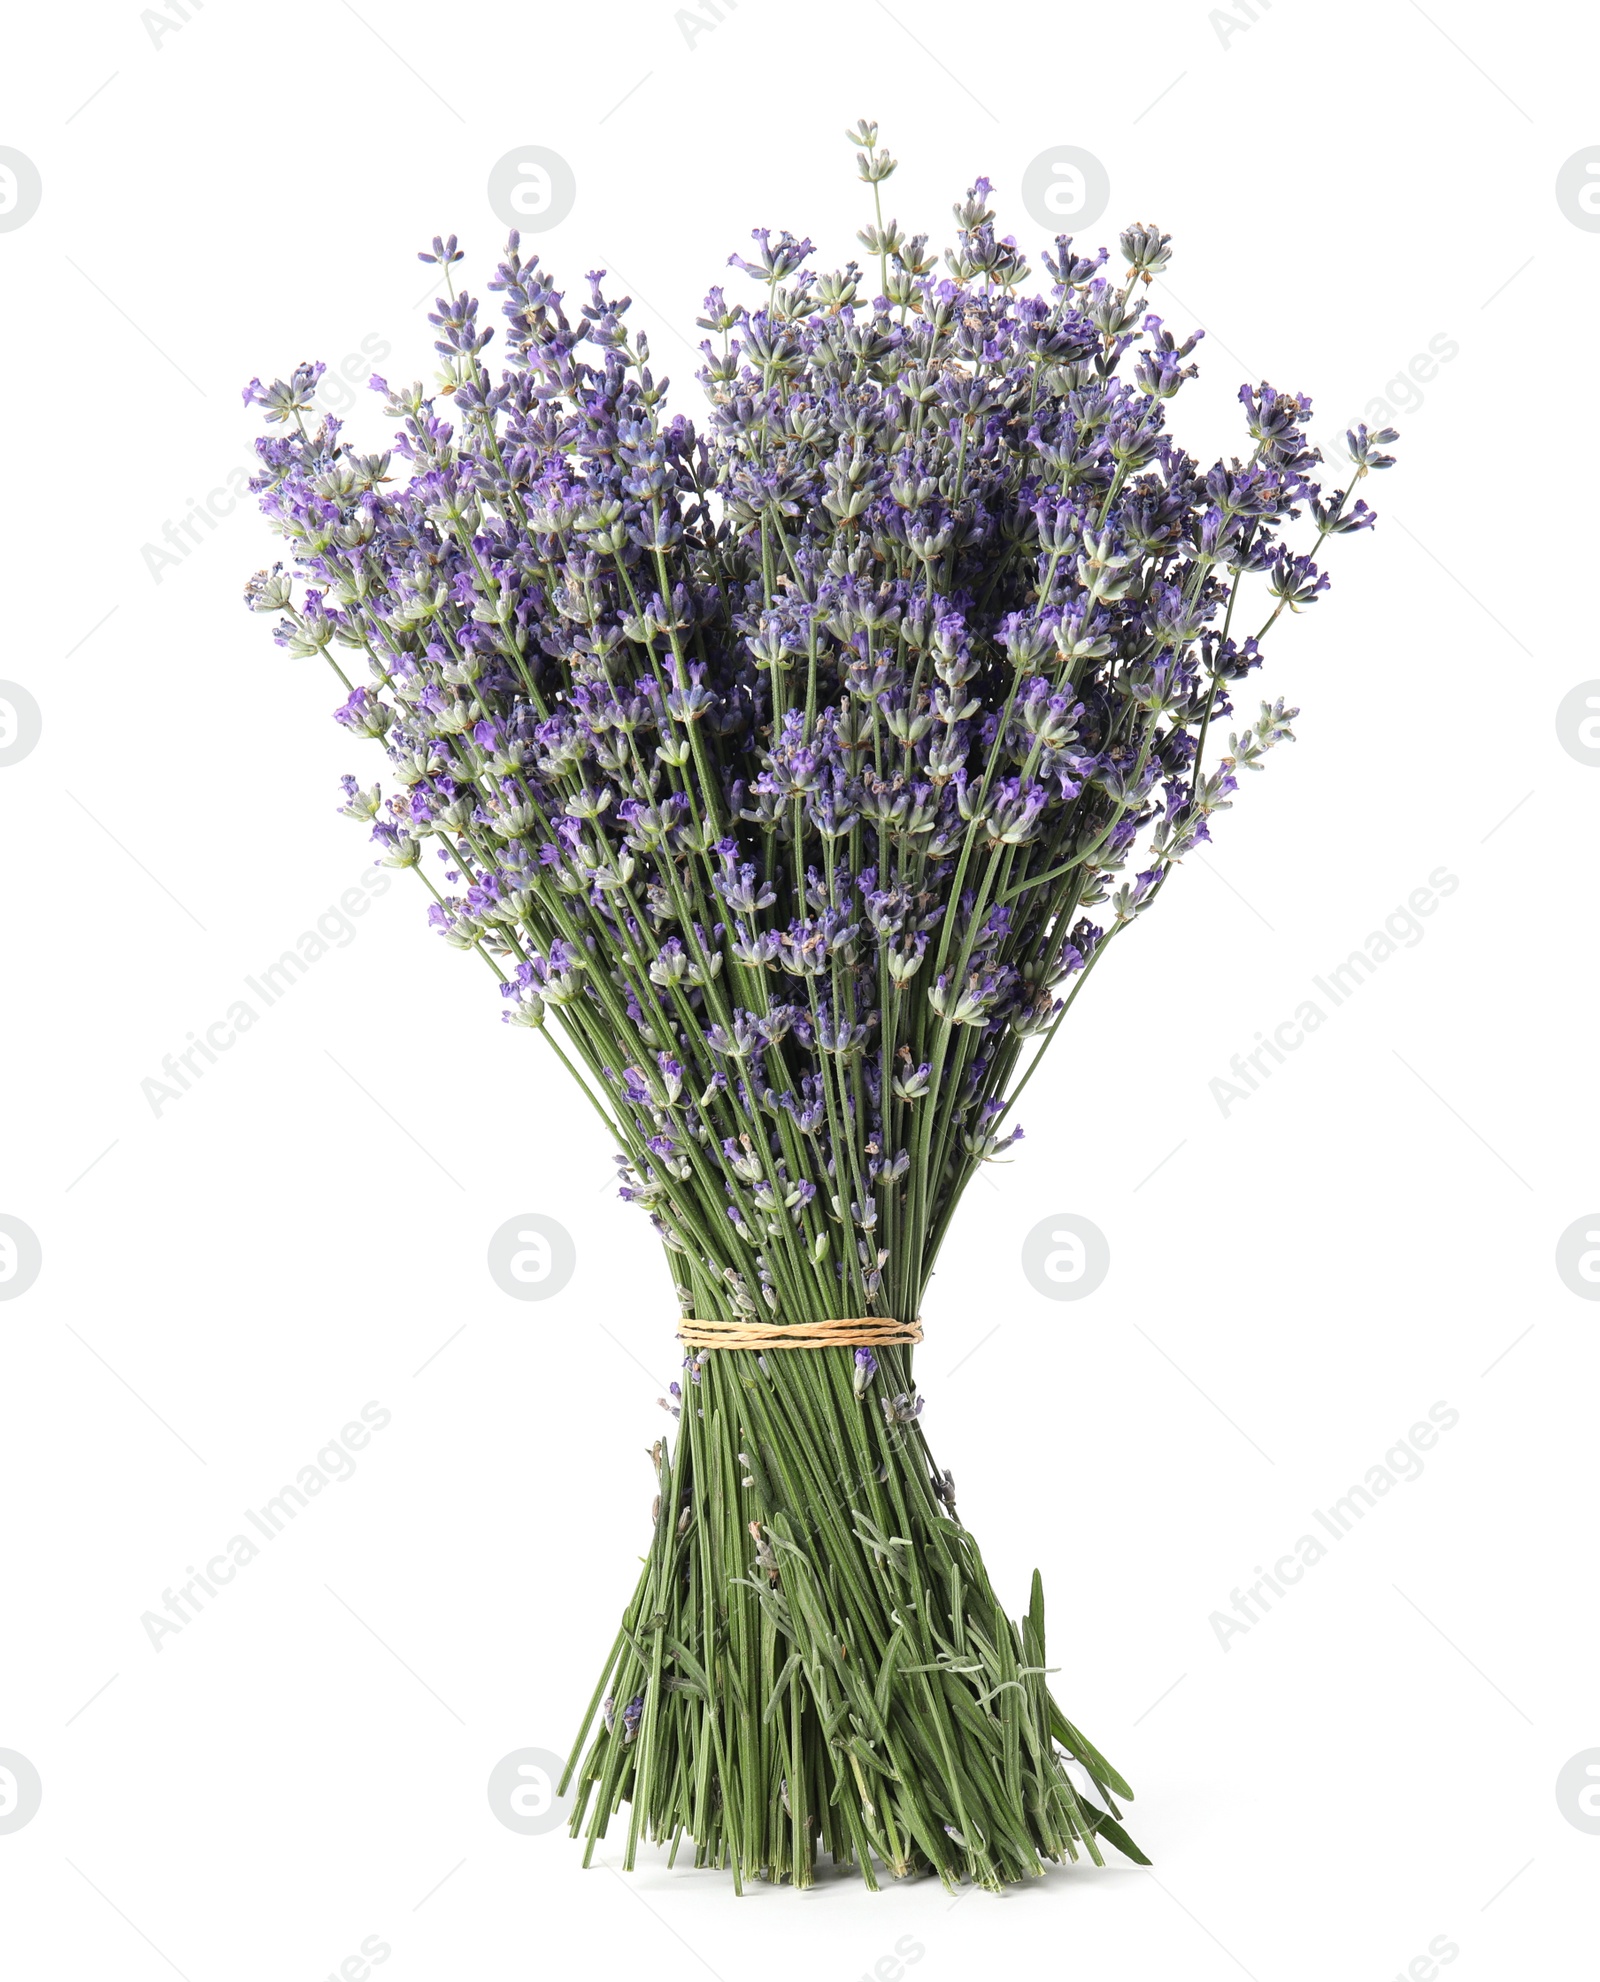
(244, 125, 1393, 1891)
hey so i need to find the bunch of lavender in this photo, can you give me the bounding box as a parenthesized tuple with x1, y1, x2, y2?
(244, 123, 1393, 1891)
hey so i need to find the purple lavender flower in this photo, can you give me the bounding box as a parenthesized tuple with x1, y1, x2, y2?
(244, 133, 1391, 1343)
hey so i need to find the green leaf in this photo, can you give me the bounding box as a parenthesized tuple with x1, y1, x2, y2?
(1027, 1567, 1046, 1652)
(1089, 1811, 1152, 1866)
(761, 1652, 802, 1724)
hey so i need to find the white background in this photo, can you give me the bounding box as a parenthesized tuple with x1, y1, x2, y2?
(1, 1, 1595, 1976)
